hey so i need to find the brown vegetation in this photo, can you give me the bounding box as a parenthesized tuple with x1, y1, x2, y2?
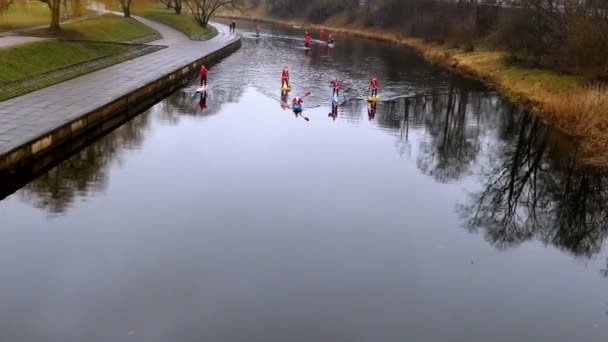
(544, 85, 608, 163)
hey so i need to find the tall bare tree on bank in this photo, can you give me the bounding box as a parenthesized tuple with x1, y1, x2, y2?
(161, 0, 183, 14)
(70, 0, 83, 16)
(0, 0, 14, 13)
(119, 0, 133, 17)
(184, 0, 242, 27)
(39, 0, 62, 31)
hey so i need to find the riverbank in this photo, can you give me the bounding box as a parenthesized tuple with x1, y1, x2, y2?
(0, 19, 241, 174)
(219, 13, 608, 164)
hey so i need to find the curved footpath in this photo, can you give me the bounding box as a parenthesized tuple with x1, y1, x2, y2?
(0, 16, 241, 172)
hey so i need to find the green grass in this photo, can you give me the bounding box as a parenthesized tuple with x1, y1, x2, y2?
(0, 3, 95, 32)
(0, 40, 129, 83)
(141, 7, 215, 39)
(0, 3, 56, 31)
(27, 14, 158, 42)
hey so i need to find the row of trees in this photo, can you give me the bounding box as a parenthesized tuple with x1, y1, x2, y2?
(1, 0, 240, 32)
(258, 0, 608, 80)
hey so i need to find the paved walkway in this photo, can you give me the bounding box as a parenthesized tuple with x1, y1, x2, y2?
(0, 16, 239, 157)
(0, 36, 51, 48)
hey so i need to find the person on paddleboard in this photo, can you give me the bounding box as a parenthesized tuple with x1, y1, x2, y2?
(256, 26, 261, 37)
(199, 64, 208, 87)
(304, 35, 311, 48)
(328, 33, 335, 45)
(330, 77, 341, 96)
(320, 29, 325, 42)
(292, 94, 303, 105)
(370, 76, 379, 97)
(304, 31, 310, 39)
(281, 65, 290, 88)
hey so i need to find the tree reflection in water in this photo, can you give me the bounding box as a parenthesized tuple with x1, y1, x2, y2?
(377, 84, 608, 259)
(460, 104, 608, 258)
(19, 113, 152, 215)
(16, 82, 245, 215)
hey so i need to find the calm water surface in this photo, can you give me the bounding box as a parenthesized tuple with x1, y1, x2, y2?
(1, 21, 608, 342)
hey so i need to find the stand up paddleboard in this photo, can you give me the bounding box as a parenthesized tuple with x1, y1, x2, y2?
(367, 95, 380, 103)
(196, 84, 209, 92)
(331, 95, 346, 105)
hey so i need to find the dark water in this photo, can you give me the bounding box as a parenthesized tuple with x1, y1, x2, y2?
(1, 21, 608, 342)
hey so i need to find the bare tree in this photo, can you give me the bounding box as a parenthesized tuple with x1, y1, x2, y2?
(0, 0, 14, 12)
(184, 0, 242, 27)
(119, 0, 133, 18)
(39, 0, 62, 31)
(161, 0, 183, 14)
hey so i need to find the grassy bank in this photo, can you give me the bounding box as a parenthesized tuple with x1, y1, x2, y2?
(219, 13, 608, 164)
(0, 40, 129, 83)
(0, 3, 94, 32)
(0, 3, 59, 31)
(141, 7, 216, 40)
(27, 14, 158, 42)
(0, 40, 162, 101)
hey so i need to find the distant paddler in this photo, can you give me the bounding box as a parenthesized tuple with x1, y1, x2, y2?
(328, 33, 335, 45)
(281, 65, 290, 91)
(292, 94, 304, 113)
(370, 76, 379, 97)
(199, 64, 208, 87)
(330, 77, 341, 96)
(305, 35, 312, 48)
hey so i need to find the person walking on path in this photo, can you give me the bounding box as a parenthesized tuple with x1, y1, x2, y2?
(200, 64, 208, 87)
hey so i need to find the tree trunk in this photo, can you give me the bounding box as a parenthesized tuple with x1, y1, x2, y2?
(122, 5, 130, 18)
(49, 1, 60, 32)
(175, 4, 181, 14)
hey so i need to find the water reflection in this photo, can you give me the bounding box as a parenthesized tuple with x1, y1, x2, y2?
(18, 114, 152, 215)
(1, 20, 608, 342)
(160, 85, 246, 125)
(11, 78, 247, 215)
(460, 106, 608, 258)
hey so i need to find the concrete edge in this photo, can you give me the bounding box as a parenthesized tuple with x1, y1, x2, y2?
(0, 33, 241, 173)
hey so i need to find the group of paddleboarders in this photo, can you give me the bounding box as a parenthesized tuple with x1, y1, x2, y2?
(279, 65, 380, 113)
(304, 30, 335, 48)
(197, 27, 378, 117)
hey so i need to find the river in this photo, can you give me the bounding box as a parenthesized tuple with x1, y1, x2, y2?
(0, 20, 607, 342)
